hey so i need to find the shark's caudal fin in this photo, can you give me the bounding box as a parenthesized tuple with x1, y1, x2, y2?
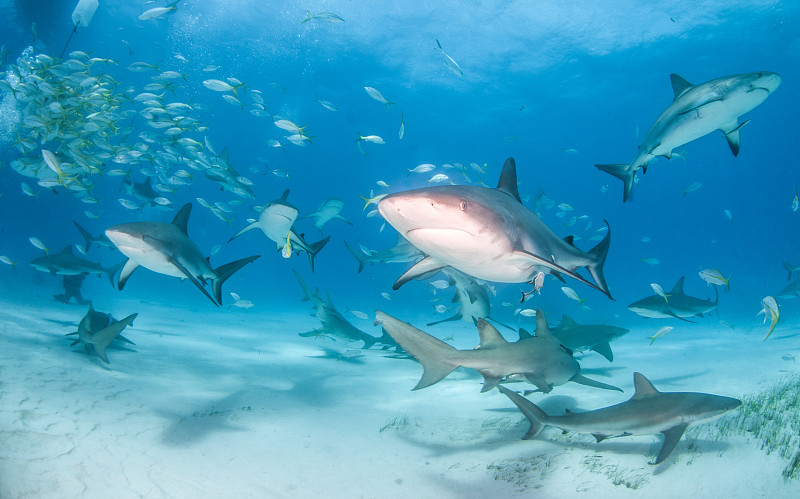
(783, 262, 799, 282)
(360, 333, 378, 350)
(212, 255, 261, 306)
(585, 220, 613, 300)
(375, 311, 459, 390)
(73, 220, 97, 252)
(91, 313, 137, 364)
(306, 236, 330, 272)
(497, 385, 547, 440)
(595, 163, 636, 203)
(343, 241, 369, 273)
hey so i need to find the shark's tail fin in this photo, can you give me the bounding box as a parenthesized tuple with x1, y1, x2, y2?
(104, 260, 126, 288)
(73, 220, 95, 252)
(344, 241, 369, 273)
(783, 262, 798, 282)
(375, 311, 459, 390)
(585, 220, 613, 300)
(306, 236, 330, 273)
(497, 386, 547, 440)
(92, 313, 137, 364)
(595, 163, 635, 203)
(361, 333, 378, 350)
(212, 255, 261, 306)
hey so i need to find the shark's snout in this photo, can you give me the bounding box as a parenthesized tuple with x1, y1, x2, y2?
(752, 71, 781, 93)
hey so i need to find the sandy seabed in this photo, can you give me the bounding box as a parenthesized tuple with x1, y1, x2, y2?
(1, 293, 798, 499)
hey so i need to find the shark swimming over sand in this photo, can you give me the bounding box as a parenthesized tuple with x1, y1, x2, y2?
(596, 71, 781, 202)
(551, 315, 629, 362)
(427, 267, 512, 331)
(66, 304, 137, 364)
(375, 309, 620, 393)
(344, 234, 424, 273)
(628, 277, 718, 322)
(378, 157, 612, 299)
(498, 372, 741, 464)
(30, 246, 122, 287)
(229, 190, 328, 272)
(105, 203, 260, 306)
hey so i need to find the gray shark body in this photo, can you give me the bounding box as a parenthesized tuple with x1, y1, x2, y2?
(498, 372, 741, 464)
(778, 279, 800, 299)
(122, 176, 161, 206)
(105, 203, 260, 306)
(301, 198, 351, 231)
(596, 71, 781, 202)
(551, 315, 629, 362)
(30, 246, 122, 287)
(344, 234, 424, 273)
(67, 304, 137, 363)
(628, 277, 718, 322)
(375, 309, 620, 393)
(378, 158, 612, 299)
(427, 267, 512, 330)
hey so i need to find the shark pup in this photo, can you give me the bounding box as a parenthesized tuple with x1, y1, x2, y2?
(628, 277, 718, 322)
(596, 71, 781, 202)
(498, 372, 741, 464)
(378, 157, 612, 299)
(375, 309, 620, 393)
(105, 203, 260, 306)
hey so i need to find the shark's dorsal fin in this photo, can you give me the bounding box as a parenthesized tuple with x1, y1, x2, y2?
(533, 310, 553, 339)
(281, 189, 290, 201)
(560, 314, 576, 328)
(496, 157, 521, 203)
(632, 372, 659, 399)
(60, 245, 73, 254)
(518, 327, 533, 340)
(144, 177, 152, 188)
(172, 204, 192, 234)
(476, 318, 508, 348)
(563, 235, 575, 246)
(669, 276, 686, 295)
(670, 73, 694, 100)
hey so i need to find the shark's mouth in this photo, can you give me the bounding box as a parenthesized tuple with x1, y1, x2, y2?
(406, 227, 474, 239)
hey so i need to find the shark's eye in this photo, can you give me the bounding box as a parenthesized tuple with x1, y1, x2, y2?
(459, 201, 467, 211)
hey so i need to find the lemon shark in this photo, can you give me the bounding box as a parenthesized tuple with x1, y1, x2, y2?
(229, 190, 329, 272)
(596, 71, 781, 202)
(627, 277, 718, 322)
(374, 309, 621, 393)
(498, 372, 741, 464)
(105, 203, 260, 306)
(66, 304, 137, 364)
(377, 157, 612, 299)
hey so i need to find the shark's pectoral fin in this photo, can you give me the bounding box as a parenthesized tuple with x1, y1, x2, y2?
(570, 373, 623, 392)
(70, 339, 80, 347)
(227, 221, 259, 243)
(654, 423, 688, 465)
(171, 259, 218, 306)
(668, 312, 696, 323)
(427, 313, 462, 326)
(592, 433, 609, 443)
(591, 341, 614, 362)
(393, 256, 447, 290)
(118, 260, 139, 290)
(524, 373, 552, 393)
(722, 119, 749, 157)
(479, 373, 503, 393)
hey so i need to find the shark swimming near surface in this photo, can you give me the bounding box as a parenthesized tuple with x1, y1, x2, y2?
(596, 71, 781, 202)
(551, 314, 629, 362)
(498, 372, 741, 464)
(30, 246, 123, 287)
(375, 309, 621, 393)
(105, 203, 260, 306)
(66, 304, 137, 363)
(229, 190, 329, 272)
(378, 157, 612, 299)
(628, 276, 718, 322)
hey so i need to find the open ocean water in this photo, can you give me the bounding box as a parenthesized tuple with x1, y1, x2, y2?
(1, 1, 799, 497)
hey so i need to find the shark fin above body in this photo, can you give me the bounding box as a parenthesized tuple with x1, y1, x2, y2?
(496, 157, 522, 202)
(669, 73, 694, 100)
(475, 318, 508, 348)
(632, 372, 659, 398)
(392, 256, 448, 290)
(172, 203, 192, 234)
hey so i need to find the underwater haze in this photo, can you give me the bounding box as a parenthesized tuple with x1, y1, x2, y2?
(1, 1, 799, 497)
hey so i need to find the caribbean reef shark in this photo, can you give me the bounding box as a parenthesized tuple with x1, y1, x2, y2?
(596, 71, 781, 202)
(375, 309, 620, 393)
(498, 372, 741, 464)
(105, 203, 260, 306)
(628, 276, 718, 322)
(378, 157, 612, 299)
(551, 315, 629, 362)
(344, 234, 424, 273)
(66, 304, 137, 363)
(30, 246, 123, 287)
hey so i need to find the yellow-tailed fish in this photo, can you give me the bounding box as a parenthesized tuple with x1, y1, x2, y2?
(650, 283, 670, 303)
(561, 286, 586, 309)
(29, 237, 50, 255)
(759, 296, 779, 341)
(698, 268, 730, 290)
(648, 326, 673, 345)
(363, 86, 394, 109)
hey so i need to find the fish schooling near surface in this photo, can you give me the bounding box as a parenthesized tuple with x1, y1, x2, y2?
(498, 372, 741, 465)
(105, 203, 260, 306)
(377, 157, 612, 300)
(375, 309, 621, 394)
(596, 71, 781, 202)
(628, 276, 718, 322)
(65, 304, 138, 364)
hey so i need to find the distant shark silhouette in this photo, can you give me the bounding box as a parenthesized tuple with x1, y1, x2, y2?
(66, 304, 137, 363)
(628, 277, 718, 322)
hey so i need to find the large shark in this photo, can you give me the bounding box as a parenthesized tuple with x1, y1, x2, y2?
(498, 372, 741, 464)
(105, 203, 260, 306)
(375, 309, 620, 393)
(378, 157, 612, 299)
(344, 234, 424, 273)
(30, 246, 122, 287)
(66, 304, 137, 364)
(596, 71, 781, 202)
(551, 315, 629, 362)
(628, 277, 718, 322)
(229, 190, 329, 272)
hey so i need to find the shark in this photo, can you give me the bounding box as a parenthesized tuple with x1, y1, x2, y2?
(105, 203, 260, 306)
(203, 148, 255, 198)
(596, 71, 781, 202)
(551, 314, 629, 362)
(73, 220, 116, 252)
(343, 234, 424, 273)
(30, 246, 123, 287)
(121, 176, 161, 207)
(427, 267, 512, 331)
(378, 157, 612, 299)
(229, 190, 329, 272)
(778, 279, 800, 299)
(628, 277, 718, 322)
(498, 372, 741, 464)
(300, 198, 351, 231)
(374, 309, 621, 393)
(66, 304, 137, 363)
